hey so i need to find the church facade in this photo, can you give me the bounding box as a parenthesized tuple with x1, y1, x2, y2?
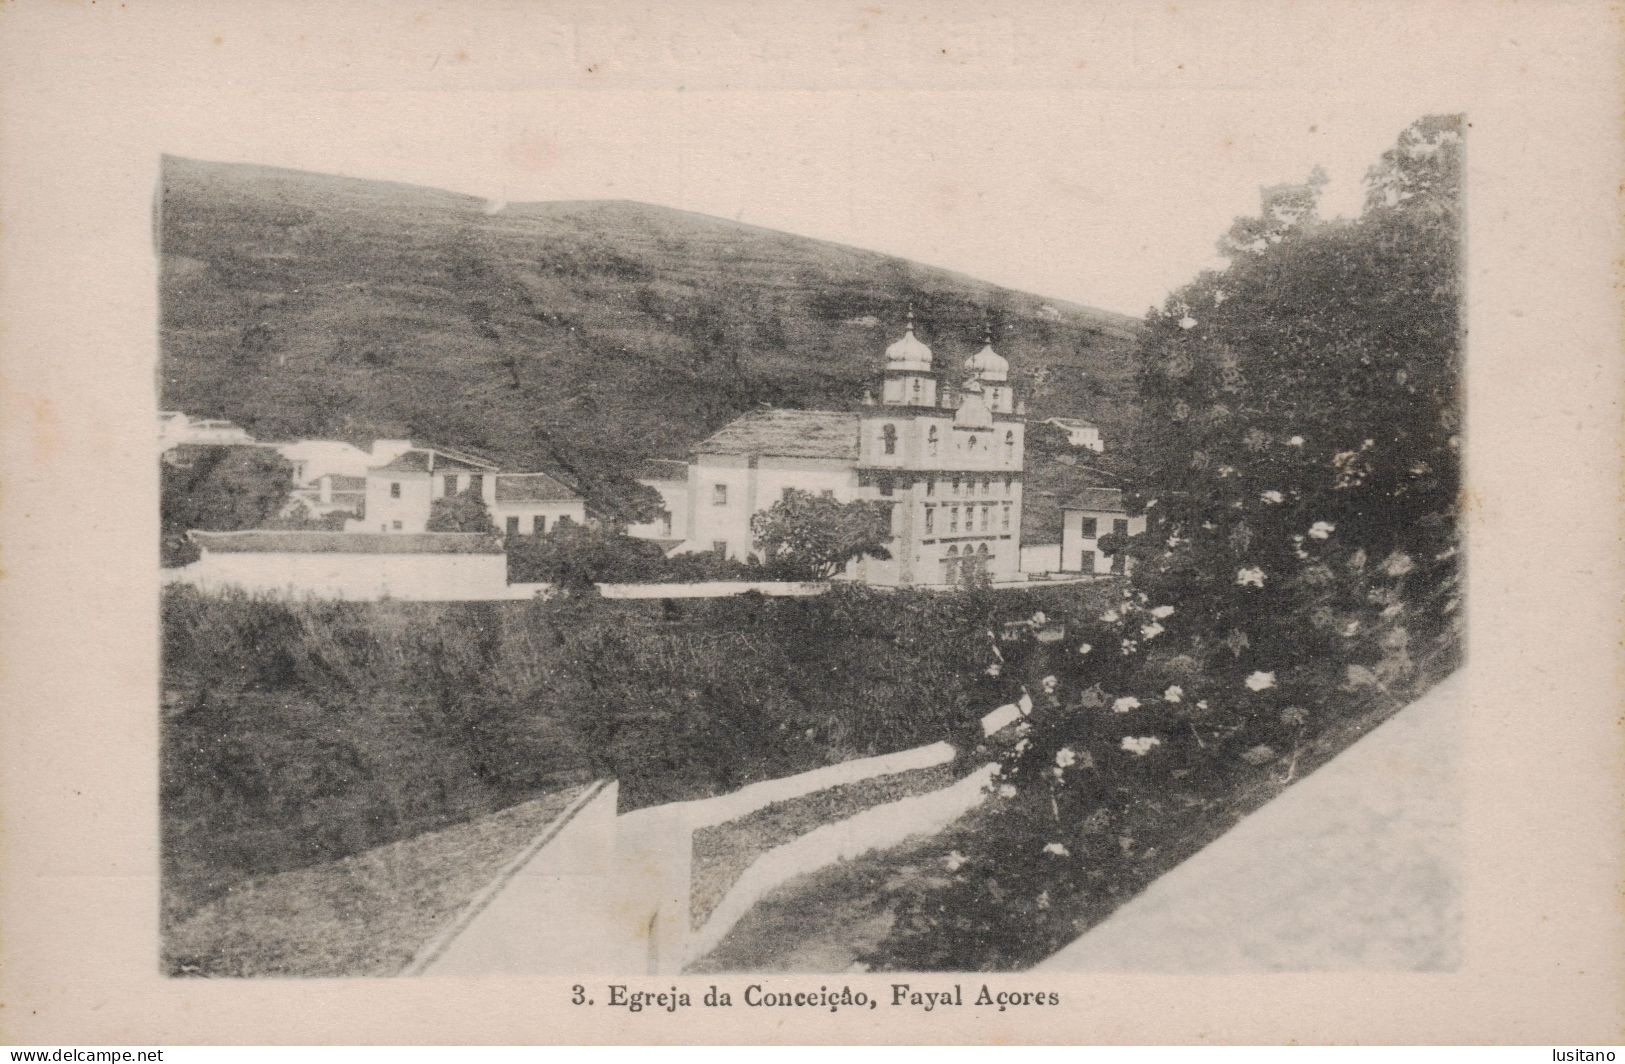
(675, 318, 1026, 587)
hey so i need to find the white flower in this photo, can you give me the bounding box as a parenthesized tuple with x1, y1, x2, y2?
(1163, 685, 1184, 703)
(1244, 671, 1277, 692)
(1288, 435, 1305, 447)
(1202, 521, 1217, 530)
(998, 784, 1018, 799)
(944, 850, 968, 872)
(1217, 465, 1235, 477)
(1308, 521, 1335, 540)
(1043, 842, 1071, 857)
(1140, 622, 1165, 641)
(1178, 315, 1197, 330)
(1342, 620, 1360, 637)
(1036, 890, 1051, 910)
(1112, 696, 1141, 714)
(1101, 610, 1119, 623)
(1260, 490, 1284, 504)
(1196, 700, 1209, 711)
(1120, 735, 1162, 757)
(1055, 747, 1078, 768)
(1041, 675, 1059, 695)
(1236, 566, 1266, 588)
(1076, 642, 1093, 656)
(1031, 611, 1048, 625)
(984, 662, 1002, 677)
(1150, 605, 1175, 618)
(1382, 552, 1416, 577)
(1120, 639, 1138, 655)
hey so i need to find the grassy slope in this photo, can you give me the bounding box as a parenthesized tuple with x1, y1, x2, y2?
(160, 156, 1142, 537)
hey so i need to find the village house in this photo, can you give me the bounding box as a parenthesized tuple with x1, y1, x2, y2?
(350, 440, 586, 535)
(1043, 416, 1104, 452)
(1059, 487, 1146, 574)
(276, 439, 380, 520)
(625, 459, 691, 549)
(678, 318, 1027, 587)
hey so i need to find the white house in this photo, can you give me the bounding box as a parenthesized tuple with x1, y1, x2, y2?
(1059, 487, 1145, 575)
(678, 318, 1027, 587)
(625, 459, 691, 548)
(1043, 416, 1104, 452)
(159, 411, 255, 450)
(275, 440, 381, 519)
(350, 441, 586, 536)
(182, 530, 508, 600)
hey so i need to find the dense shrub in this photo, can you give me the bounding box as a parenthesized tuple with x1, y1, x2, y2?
(161, 581, 1117, 926)
(505, 522, 759, 588)
(866, 115, 1464, 971)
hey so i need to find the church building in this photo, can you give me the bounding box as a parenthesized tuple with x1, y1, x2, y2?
(677, 316, 1026, 587)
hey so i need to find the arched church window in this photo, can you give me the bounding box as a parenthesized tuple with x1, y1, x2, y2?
(927, 426, 939, 456)
(882, 424, 897, 455)
(912, 378, 922, 400)
(1004, 430, 1015, 461)
(968, 434, 978, 451)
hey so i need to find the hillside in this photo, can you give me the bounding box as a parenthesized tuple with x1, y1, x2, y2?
(159, 156, 1143, 532)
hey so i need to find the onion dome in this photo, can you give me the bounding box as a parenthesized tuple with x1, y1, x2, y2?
(963, 338, 1009, 383)
(885, 309, 935, 373)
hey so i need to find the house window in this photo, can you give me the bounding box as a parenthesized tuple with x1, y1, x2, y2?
(1080, 549, 1096, 573)
(506, 516, 520, 535)
(1002, 505, 1011, 530)
(925, 477, 935, 497)
(879, 478, 893, 497)
(712, 540, 727, 557)
(392, 520, 403, 531)
(912, 378, 922, 400)
(1112, 551, 1127, 574)
(469, 474, 484, 495)
(925, 507, 934, 534)
(1005, 430, 1015, 461)
(820, 489, 834, 498)
(534, 515, 546, 534)
(983, 477, 992, 495)
(981, 506, 990, 531)
(1004, 474, 1013, 492)
(390, 482, 401, 499)
(950, 507, 959, 533)
(951, 475, 961, 495)
(882, 424, 897, 455)
(927, 426, 939, 456)
(1114, 518, 1129, 536)
(1079, 517, 1098, 538)
(444, 474, 458, 496)
(713, 484, 728, 506)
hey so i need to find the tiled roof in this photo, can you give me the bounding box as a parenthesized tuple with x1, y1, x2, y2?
(692, 409, 860, 461)
(494, 472, 581, 503)
(1061, 487, 1127, 513)
(371, 445, 500, 475)
(637, 458, 690, 482)
(192, 531, 504, 555)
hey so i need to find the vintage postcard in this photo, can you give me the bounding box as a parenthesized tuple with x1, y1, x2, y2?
(1, 0, 1620, 1046)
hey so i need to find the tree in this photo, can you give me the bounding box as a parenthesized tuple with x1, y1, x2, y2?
(426, 486, 493, 533)
(160, 445, 295, 565)
(750, 489, 893, 581)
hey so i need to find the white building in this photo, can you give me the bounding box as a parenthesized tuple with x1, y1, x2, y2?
(1043, 416, 1104, 452)
(352, 441, 586, 535)
(625, 459, 691, 548)
(678, 318, 1026, 587)
(1059, 487, 1146, 574)
(159, 411, 256, 450)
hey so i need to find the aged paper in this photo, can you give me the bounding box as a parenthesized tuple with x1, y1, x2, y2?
(1, 0, 1620, 1045)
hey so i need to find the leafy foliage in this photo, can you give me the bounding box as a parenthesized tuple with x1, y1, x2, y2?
(160, 445, 295, 565)
(750, 489, 894, 580)
(867, 115, 1465, 971)
(425, 485, 494, 533)
(504, 522, 757, 589)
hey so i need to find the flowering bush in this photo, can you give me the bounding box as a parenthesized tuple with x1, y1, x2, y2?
(866, 115, 1463, 971)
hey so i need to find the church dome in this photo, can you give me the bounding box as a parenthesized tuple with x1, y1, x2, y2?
(885, 320, 934, 373)
(963, 341, 1009, 383)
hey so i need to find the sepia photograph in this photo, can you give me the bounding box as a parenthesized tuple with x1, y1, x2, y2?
(155, 111, 1461, 977)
